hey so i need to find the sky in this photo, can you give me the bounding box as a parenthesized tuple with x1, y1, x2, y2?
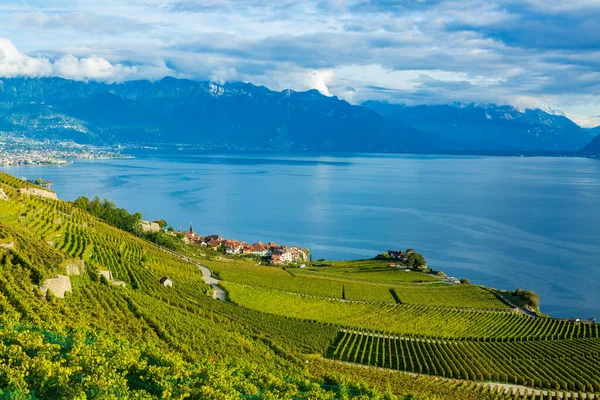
(1, 0, 599, 127)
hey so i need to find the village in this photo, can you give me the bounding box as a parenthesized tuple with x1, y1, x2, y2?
(175, 226, 310, 266)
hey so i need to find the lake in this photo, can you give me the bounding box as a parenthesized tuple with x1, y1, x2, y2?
(3, 153, 600, 319)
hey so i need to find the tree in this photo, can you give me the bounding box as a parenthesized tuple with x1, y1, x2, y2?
(407, 252, 427, 271)
(375, 252, 391, 259)
(153, 220, 168, 228)
(460, 277, 470, 284)
(73, 196, 89, 210)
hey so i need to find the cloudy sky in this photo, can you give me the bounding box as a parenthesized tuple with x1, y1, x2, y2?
(1, 0, 599, 126)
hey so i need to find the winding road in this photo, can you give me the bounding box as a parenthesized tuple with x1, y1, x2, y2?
(197, 264, 227, 300)
(154, 244, 227, 300)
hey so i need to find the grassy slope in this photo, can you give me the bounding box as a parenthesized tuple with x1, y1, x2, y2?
(203, 258, 507, 308)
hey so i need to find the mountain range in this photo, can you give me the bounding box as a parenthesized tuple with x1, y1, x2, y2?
(581, 127, 600, 156)
(0, 76, 597, 154)
(362, 101, 595, 153)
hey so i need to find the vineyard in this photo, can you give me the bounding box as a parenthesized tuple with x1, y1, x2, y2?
(204, 258, 508, 308)
(0, 175, 340, 397)
(328, 330, 600, 391)
(0, 171, 599, 399)
(293, 259, 441, 284)
(224, 282, 599, 340)
(312, 359, 599, 400)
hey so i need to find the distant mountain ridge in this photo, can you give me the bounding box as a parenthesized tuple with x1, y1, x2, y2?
(0, 76, 595, 154)
(362, 101, 593, 152)
(581, 127, 600, 156)
(0, 77, 450, 153)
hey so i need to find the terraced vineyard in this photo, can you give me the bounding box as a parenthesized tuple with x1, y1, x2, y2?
(0, 175, 343, 397)
(329, 330, 600, 392)
(1, 171, 599, 399)
(224, 282, 599, 340)
(205, 258, 508, 308)
(313, 359, 597, 400)
(0, 173, 54, 191)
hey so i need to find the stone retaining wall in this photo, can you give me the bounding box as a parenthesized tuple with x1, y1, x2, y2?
(40, 275, 72, 298)
(18, 188, 58, 200)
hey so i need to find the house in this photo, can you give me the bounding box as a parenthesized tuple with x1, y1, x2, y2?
(242, 245, 254, 255)
(184, 231, 197, 243)
(183, 225, 202, 243)
(206, 239, 222, 251)
(387, 250, 408, 263)
(251, 242, 270, 257)
(289, 246, 308, 262)
(160, 277, 173, 287)
(266, 242, 280, 250)
(223, 240, 243, 254)
(280, 251, 293, 262)
(270, 248, 294, 265)
(203, 234, 221, 242)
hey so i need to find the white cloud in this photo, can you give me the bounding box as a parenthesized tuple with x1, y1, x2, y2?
(0, 38, 52, 77)
(52, 54, 137, 81)
(2, 0, 600, 125)
(210, 67, 238, 84)
(0, 38, 175, 82)
(308, 69, 333, 96)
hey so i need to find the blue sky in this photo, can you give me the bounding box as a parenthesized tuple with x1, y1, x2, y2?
(1, 0, 599, 126)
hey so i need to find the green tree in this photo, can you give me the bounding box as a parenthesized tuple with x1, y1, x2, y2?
(153, 219, 168, 228)
(73, 196, 89, 210)
(407, 253, 427, 271)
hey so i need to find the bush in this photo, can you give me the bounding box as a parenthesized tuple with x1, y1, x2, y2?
(510, 288, 540, 309)
(407, 252, 427, 271)
(375, 253, 391, 259)
(152, 219, 168, 228)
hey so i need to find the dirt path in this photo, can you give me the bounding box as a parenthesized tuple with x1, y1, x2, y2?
(197, 264, 227, 300)
(154, 245, 227, 300)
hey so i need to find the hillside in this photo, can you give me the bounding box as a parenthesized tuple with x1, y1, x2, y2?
(581, 127, 600, 156)
(0, 171, 599, 399)
(362, 102, 593, 152)
(0, 77, 451, 153)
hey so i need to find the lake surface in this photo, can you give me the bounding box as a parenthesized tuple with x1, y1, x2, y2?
(3, 153, 600, 319)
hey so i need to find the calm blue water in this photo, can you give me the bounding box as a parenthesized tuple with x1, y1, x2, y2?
(3, 153, 600, 319)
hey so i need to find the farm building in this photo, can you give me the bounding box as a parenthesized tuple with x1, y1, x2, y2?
(160, 277, 173, 287)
